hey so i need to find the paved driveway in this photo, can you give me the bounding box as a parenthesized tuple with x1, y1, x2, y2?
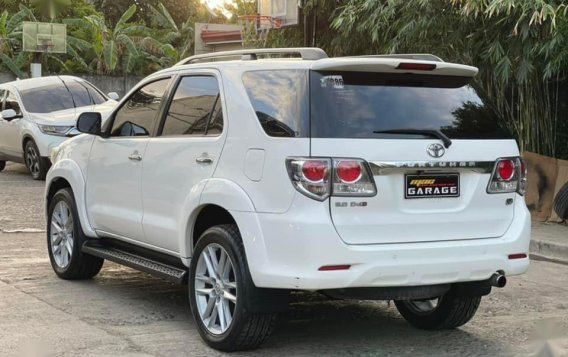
(0, 163, 567, 356)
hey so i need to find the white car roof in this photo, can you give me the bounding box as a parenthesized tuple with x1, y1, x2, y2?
(168, 48, 479, 78)
(0, 75, 86, 92)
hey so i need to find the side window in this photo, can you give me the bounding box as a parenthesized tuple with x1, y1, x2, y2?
(206, 98, 223, 136)
(161, 76, 223, 136)
(111, 78, 171, 137)
(5, 91, 22, 115)
(242, 70, 309, 138)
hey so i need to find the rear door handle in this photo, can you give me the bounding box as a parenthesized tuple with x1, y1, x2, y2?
(129, 153, 142, 162)
(196, 157, 213, 164)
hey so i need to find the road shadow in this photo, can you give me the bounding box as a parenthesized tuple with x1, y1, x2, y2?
(60, 268, 506, 356)
(2, 162, 32, 179)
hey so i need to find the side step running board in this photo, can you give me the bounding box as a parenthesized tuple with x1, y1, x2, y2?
(82, 241, 187, 284)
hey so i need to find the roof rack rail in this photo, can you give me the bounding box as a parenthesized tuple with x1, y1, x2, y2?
(175, 47, 328, 66)
(347, 54, 445, 62)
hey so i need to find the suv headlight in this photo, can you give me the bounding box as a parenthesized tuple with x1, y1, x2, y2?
(38, 125, 74, 137)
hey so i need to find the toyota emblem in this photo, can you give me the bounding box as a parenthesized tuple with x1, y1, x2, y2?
(427, 143, 445, 158)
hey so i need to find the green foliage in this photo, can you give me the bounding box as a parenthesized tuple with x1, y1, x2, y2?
(323, 0, 568, 159)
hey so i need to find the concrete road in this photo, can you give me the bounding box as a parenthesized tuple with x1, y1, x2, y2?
(1, 162, 567, 357)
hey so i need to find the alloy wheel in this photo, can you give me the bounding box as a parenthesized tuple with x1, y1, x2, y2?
(194, 243, 237, 335)
(26, 145, 40, 176)
(50, 201, 74, 269)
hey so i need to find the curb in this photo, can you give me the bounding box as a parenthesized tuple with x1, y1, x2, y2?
(530, 239, 568, 265)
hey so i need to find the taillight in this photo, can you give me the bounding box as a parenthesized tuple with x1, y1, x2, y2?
(497, 160, 515, 181)
(332, 159, 376, 196)
(336, 160, 362, 183)
(286, 157, 376, 200)
(302, 160, 328, 182)
(286, 158, 331, 201)
(487, 157, 527, 195)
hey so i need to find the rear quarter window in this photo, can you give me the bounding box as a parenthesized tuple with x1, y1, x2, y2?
(242, 70, 309, 138)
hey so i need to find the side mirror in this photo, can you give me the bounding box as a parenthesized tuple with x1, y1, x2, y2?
(77, 112, 102, 136)
(1, 109, 19, 121)
(107, 92, 120, 101)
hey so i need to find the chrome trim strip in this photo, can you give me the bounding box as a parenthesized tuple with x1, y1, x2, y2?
(369, 161, 495, 175)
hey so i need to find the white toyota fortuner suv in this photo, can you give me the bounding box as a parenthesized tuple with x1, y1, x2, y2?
(45, 48, 531, 351)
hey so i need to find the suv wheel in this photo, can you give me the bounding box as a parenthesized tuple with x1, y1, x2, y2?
(24, 140, 49, 180)
(189, 225, 277, 351)
(395, 289, 481, 330)
(0, 160, 5, 172)
(47, 188, 104, 279)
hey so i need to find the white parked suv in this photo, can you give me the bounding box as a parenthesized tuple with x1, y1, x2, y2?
(45, 48, 531, 351)
(0, 76, 117, 179)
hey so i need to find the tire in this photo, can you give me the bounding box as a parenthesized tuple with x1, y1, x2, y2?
(189, 224, 277, 351)
(24, 139, 49, 180)
(47, 188, 104, 279)
(553, 182, 568, 220)
(0, 160, 5, 172)
(395, 289, 481, 330)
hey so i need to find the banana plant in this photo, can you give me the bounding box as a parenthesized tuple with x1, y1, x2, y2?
(0, 7, 34, 78)
(65, 4, 148, 74)
(149, 2, 194, 61)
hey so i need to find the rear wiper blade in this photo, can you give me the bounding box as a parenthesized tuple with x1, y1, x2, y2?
(373, 129, 452, 148)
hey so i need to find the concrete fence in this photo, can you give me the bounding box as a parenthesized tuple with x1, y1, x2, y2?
(0, 72, 144, 99)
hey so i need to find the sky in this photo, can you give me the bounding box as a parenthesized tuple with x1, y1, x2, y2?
(200, 0, 238, 19)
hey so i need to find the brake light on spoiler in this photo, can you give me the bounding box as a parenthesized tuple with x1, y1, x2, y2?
(487, 157, 528, 196)
(396, 63, 437, 71)
(286, 158, 377, 201)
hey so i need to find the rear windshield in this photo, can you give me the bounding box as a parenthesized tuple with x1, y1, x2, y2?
(20, 80, 107, 114)
(311, 71, 511, 139)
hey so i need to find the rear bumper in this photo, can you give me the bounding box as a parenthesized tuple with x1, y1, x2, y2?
(232, 194, 531, 290)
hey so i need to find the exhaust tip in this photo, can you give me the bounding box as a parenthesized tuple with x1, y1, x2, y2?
(490, 273, 507, 288)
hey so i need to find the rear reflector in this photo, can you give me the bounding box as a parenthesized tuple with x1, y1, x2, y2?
(318, 265, 351, 271)
(508, 253, 528, 260)
(396, 63, 437, 71)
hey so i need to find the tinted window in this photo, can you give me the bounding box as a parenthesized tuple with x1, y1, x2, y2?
(161, 76, 222, 136)
(65, 81, 107, 107)
(111, 78, 171, 137)
(311, 71, 511, 139)
(207, 98, 223, 136)
(242, 70, 309, 137)
(5, 91, 21, 115)
(20, 80, 107, 114)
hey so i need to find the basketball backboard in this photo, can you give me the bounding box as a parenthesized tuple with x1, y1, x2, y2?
(258, 0, 299, 27)
(22, 22, 67, 54)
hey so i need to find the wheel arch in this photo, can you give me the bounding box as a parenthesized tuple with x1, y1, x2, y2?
(46, 159, 96, 237)
(179, 178, 256, 259)
(22, 134, 34, 152)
